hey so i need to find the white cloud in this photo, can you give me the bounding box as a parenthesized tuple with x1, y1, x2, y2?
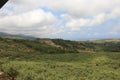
(1, 9, 58, 27)
(6, 0, 119, 17)
(13, 0, 116, 17)
(0, 0, 120, 38)
(65, 8, 120, 30)
(0, 9, 61, 38)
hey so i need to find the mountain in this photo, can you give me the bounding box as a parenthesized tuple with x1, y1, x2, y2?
(0, 32, 36, 40)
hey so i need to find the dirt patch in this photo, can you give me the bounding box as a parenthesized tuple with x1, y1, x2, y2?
(0, 71, 9, 80)
(43, 40, 62, 48)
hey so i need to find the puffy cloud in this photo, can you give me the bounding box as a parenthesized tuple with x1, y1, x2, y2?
(8, 0, 120, 17)
(0, 9, 61, 38)
(0, 0, 120, 38)
(65, 8, 120, 30)
(0, 9, 58, 27)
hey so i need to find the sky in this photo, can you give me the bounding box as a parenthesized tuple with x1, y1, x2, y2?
(0, 0, 120, 40)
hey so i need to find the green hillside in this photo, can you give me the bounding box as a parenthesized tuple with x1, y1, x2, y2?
(0, 37, 120, 54)
(0, 32, 35, 40)
(0, 37, 120, 80)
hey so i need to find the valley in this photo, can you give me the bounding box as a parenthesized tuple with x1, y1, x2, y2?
(0, 37, 120, 80)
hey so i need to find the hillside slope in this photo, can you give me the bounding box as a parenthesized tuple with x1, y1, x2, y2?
(0, 37, 120, 80)
(0, 32, 35, 40)
(0, 37, 120, 54)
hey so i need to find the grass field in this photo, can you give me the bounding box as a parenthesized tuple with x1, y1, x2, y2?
(0, 38, 120, 80)
(0, 52, 120, 80)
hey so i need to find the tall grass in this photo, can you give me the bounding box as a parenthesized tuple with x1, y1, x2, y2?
(0, 52, 120, 80)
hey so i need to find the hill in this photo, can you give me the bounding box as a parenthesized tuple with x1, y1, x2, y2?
(0, 37, 120, 80)
(0, 37, 120, 54)
(0, 32, 35, 40)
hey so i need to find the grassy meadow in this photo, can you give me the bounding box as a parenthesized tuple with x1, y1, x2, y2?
(0, 52, 120, 80)
(0, 37, 120, 80)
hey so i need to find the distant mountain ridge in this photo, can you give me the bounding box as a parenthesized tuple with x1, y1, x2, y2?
(0, 32, 36, 40)
(0, 32, 120, 41)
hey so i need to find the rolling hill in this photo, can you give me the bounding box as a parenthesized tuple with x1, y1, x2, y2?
(0, 37, 120, 54)
(0, 37, 120, 80)
(0, 32, 35, 40)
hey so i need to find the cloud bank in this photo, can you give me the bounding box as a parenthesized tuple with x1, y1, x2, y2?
(0, 0, 120, 39)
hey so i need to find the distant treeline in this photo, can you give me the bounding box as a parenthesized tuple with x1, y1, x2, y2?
(0, 37, 120, 54)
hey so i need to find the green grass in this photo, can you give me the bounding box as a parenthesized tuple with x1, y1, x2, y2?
(0, 37, 120, 80)
(0, 52, 120, 80)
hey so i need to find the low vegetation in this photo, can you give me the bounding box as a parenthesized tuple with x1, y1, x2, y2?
(0, 37, 120, 80)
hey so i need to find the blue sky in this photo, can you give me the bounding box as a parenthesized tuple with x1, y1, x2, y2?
(0, 0, 120, 40)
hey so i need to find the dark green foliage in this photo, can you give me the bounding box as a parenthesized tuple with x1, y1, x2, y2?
(100, 42, 120, 52)
(0, 37, 120, 53)
(52, 39, 120, 52)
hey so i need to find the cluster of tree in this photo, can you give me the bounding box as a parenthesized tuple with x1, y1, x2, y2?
(52, 39, 120, 52)
(95, 42, 120, 52)
(12, 38, 78, 53)
(0, 37, 120, 53)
